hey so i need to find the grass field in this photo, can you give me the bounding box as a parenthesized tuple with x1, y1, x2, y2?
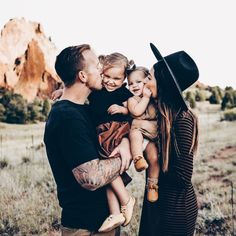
(0, 101, 235, 235)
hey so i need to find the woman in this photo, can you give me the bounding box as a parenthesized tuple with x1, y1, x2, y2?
(139, 43, 199, 236)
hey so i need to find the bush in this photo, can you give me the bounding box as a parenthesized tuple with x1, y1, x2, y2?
(0, 158, 8, 169)
(185, 91, 196, 108)
(0, 87, 52, 124)
(42, 99, 51, 117)
(0, 104, 6, 121)
(27, 104, 41, 122)
(209, 88, 221, 104)
(221, 90, 235, 110)
(222, 108, 236, 121)
(195, 90, 206, 102)
(5, 94, 28, 124)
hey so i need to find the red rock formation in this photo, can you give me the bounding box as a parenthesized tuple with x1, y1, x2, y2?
(0, 18, 61, 102)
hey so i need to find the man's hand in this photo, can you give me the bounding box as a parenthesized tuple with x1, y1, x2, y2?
(107, 104, 127, 115)
(110, 138, 132, 174)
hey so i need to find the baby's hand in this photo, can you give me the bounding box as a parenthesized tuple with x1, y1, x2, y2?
(51, 89, 63, 101)
(143, 86, 152, 98)
(107, 104, 126, 115)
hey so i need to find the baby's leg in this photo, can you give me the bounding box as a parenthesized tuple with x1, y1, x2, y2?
(129, 128, 143, 158)
(145, 142, 160, 202)
(129, 128, 148, 172)
(145, 141, 160, 179)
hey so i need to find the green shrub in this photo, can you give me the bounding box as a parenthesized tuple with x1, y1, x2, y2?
(222, 108, 236, 121)
(0, 88, 52, 124)
(221, 90, 235, 110)
(0, 158, 8, 169)
(0, 104, 6, 121)
(195, 90, 206, 102)
(27, 104, 41, 122)
(185, 91, 196, 108)
(5, 94, 28, 124)
(42, 98, 51, 118)
(209, 88, 221, 104)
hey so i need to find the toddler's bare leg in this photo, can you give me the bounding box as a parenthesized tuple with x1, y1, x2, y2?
(145, 142, 159, 202)
(145, 141, 160, 179)
(129, 129, 144, 158)
(110, 176, 130, 205)
(107, 186, 121, 215)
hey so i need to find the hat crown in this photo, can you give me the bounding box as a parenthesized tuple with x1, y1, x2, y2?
(150, 43, 199, 110)
(163, 51, 199, 91)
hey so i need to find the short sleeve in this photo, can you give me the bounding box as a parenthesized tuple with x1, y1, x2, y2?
(118, 84, 133, 102)
(58, 118, 98, 170)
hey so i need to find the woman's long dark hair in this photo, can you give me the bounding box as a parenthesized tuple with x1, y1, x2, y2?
(156, 68, 198, 172)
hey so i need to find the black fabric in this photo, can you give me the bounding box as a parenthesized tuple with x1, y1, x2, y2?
(44, 100, 109, 231)
(139, 110, 198, 236)
(88, 84, 133, 126)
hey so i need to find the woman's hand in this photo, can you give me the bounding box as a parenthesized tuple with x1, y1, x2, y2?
(51, 89, 63, 101)
(107, 104, 127, 115)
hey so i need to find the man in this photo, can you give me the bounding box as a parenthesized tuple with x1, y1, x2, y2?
(44, 44, 131, 236)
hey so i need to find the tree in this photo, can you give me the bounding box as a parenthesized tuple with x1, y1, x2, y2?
(209, 88, 221, 104)
(0, 104, 6, 121)
(42, 99, 51, 117)
(185, 91, 196, 108)
(5, 94, 28, 124)
(221, 91, 235, 110)
(195, 90, 205, 102)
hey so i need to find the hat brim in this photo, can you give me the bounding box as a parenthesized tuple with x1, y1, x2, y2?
(150, 43, 188, 111)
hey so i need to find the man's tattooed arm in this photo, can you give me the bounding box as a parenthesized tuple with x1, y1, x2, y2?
(72, 157, 121, 191)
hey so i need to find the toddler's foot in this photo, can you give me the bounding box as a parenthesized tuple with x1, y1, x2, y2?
(134, 156, 148, 172)
(147, 178, 158, 202)
(121, 196, 136, 226)
(98, 214, 125, 232)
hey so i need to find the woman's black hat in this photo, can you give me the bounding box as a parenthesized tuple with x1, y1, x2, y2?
(150, 43, 199, 110)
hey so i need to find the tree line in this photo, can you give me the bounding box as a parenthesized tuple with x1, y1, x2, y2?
(0, 85, 235, 124)
(0, 88, 51, 124)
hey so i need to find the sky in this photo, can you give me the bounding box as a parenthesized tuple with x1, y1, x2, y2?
(1, 0, 235, 89)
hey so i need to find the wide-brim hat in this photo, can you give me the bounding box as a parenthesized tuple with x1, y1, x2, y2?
(150, 43, 199, 111)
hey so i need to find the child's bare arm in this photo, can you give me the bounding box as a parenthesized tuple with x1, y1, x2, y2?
(51, 88, 64, 101)
(107, 102, 129, 115)
(128, 87, 151, 117)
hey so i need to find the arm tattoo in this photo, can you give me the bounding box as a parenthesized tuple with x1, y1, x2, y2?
(72, 157, 121, 191)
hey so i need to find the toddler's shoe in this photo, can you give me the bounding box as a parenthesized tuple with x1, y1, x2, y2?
(147, 178, 158, 202)
(98, 213, 125, 232)
(121, 196, 136, 226)
(134, 156, 149, 172)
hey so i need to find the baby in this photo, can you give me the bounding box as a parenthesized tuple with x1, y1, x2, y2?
(127, 66, 160, 202)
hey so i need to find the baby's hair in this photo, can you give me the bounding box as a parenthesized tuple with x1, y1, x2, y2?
(127, 66, 150, 80)
(99, 52, 135, 76)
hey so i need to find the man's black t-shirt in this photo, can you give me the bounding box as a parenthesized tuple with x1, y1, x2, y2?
(88, 84, 133, 126)
(44, 100, 109, 230)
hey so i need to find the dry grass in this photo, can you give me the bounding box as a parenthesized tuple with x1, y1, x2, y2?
(0, 101, 235, 235)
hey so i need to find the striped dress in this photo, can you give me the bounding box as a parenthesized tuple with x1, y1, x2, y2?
(139, 110, 198, 236)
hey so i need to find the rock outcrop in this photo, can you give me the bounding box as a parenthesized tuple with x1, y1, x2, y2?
(0, 18, 61, 102)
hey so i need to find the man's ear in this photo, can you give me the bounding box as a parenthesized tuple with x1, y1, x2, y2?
(78, 71, 87, 84)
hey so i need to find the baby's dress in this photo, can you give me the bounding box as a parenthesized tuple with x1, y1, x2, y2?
(131, 96, 158, 141)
